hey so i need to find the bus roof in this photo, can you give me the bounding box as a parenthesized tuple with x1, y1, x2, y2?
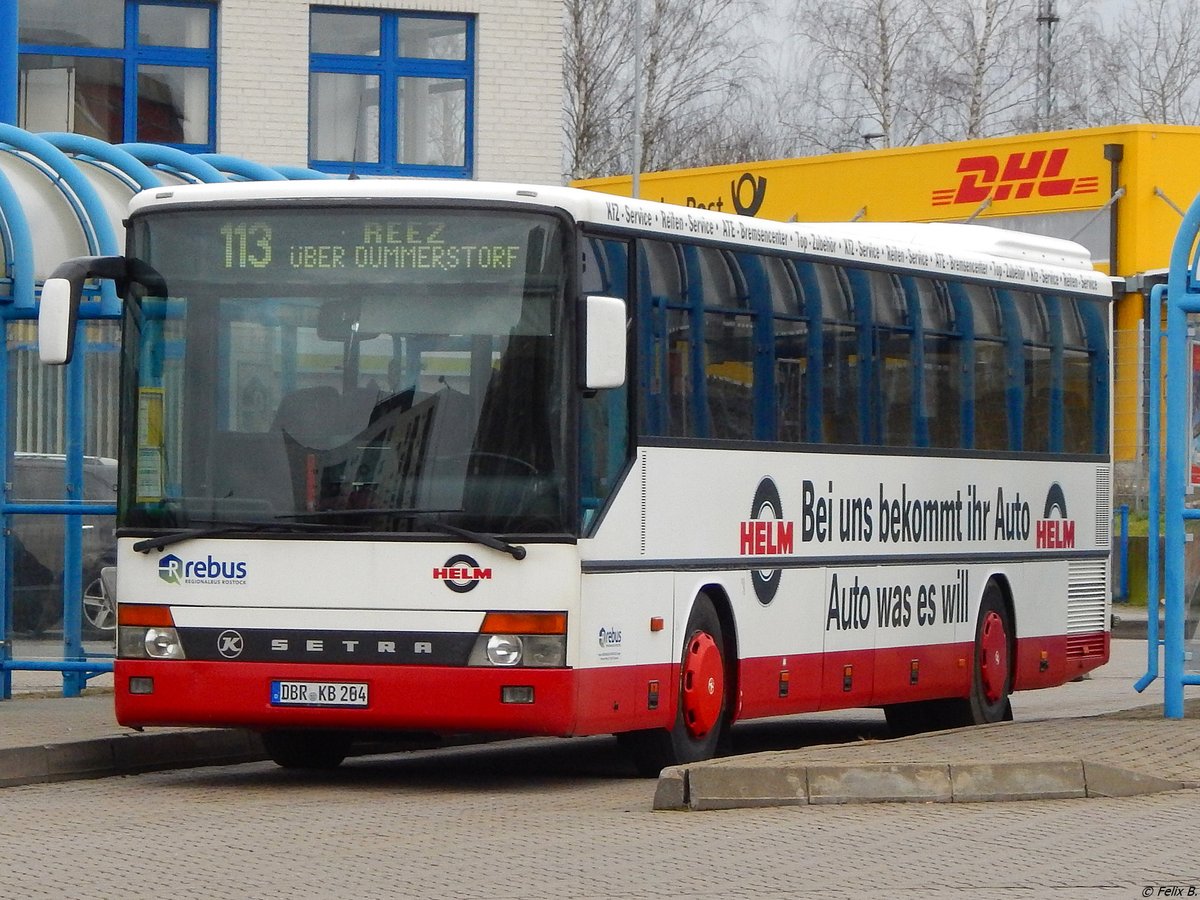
(128, 179, 1111, 298)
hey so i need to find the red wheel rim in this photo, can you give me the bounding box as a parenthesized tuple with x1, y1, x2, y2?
(681, 631, 724, 739)
(978, 610, 1009, 704)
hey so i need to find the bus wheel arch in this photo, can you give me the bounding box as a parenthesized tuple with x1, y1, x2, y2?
(618, 588, 737, 776)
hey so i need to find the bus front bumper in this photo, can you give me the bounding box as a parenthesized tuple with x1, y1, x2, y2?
(113, 659, 581, 736)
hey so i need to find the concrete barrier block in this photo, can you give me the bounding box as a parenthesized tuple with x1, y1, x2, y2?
(951, 760, 1085, 802)
(687, 765, 808, 811)
(652, 766, 689, 811)
(808, 764, 952, 804)
(1083, 762, 1185, 798)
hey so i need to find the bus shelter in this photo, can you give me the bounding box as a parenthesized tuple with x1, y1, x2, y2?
(0, 125, 328, 698)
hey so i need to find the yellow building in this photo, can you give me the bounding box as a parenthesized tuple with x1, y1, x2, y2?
(577, 124, 1200, 494)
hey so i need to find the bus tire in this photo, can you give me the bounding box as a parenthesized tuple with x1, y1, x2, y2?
(965, 582, 1015, 725)
(262, 730, 352, 770)
(619, 595, 729, 777)
(884, 700, 947, 737)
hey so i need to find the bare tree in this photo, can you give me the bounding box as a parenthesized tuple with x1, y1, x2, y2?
(792, 0, 943, 148)
(563, 0, 766, 180)
(1090, 0, 1200, 123)
(563, 0, 632, 181)
(925, 0, 1037, 140)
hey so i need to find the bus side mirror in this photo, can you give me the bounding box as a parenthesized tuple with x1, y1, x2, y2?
(39, 276, 79, 364)
(38, 255, 130, 365)
(582, 295, 627, 390)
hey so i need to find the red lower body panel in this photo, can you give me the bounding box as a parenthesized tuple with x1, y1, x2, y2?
(115, 659, 680, 738)
(115, 629, 1110, 737)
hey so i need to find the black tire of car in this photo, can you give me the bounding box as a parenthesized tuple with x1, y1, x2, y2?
(261, 730, 353, 770)
(618, 594, 729, 777)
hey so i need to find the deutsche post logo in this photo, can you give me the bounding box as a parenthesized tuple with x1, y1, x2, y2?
(932, 149, 1098, 207)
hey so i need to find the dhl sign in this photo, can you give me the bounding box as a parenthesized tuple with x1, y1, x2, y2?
(932, 149, 1099, 206)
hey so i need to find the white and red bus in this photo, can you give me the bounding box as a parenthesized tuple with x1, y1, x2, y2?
(39, 181, 1112, 772)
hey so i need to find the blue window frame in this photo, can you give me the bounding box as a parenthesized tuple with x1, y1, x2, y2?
(17, 0, 217, 151)
(309, 9, 475, 177)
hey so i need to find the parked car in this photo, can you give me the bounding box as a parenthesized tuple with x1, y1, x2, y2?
(8, 453, 117, 639)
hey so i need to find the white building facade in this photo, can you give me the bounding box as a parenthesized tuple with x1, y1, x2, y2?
(16, 0, 563, 183)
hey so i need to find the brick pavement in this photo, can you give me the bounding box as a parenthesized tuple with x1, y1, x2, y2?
(2, 629, 1198, 806)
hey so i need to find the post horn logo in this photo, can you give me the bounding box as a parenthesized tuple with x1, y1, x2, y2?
(731, 172, 767, 217)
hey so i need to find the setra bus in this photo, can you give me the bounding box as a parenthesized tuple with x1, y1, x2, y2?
(39, 180, 1113, 773)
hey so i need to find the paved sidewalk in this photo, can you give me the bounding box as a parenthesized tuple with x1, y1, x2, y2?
(655, 698, 1200, 810)
(0, 691, 265, 787)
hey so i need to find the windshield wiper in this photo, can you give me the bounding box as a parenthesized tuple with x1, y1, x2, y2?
(428, 523, 527, 561)
(133, 519, 357, 553)
(133, 512, 528, 561)
(278, 507, 461, 522)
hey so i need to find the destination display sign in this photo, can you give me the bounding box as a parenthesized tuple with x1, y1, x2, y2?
(134, 208, 555, 290)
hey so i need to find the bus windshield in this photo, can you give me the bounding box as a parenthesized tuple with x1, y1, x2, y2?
(121, 206, 570, 536)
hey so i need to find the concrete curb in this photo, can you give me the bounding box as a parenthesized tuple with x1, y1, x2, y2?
(654, 759, 1190, 811)
(1109, 612, 1156, 640)
(0, 730, 265, 788)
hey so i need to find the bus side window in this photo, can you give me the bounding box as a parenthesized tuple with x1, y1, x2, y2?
(906, 277, 962, 449)
(865, 270, 913, 447)
(688, 246, 754, 442)
(768, 256, 808, 444)
(963, 284, 1008, 451)
(636, 240, 687, 437)
(806, 262, 859, 445)
(1060, 296, 1098, 454)
(580, 235, 631, 533)
(1007, 290, 1052, 452)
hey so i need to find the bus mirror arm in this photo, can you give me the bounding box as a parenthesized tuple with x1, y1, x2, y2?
(581, 294, 627, 390)
(39, 255, 129, 365)
(39, 256, 165, 365)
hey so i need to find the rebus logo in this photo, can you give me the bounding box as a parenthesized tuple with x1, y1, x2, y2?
(931, 149, 1098, 207)
(1035, 483, 1076, 549)
(158, 553, 248, 585)
(158, 553, 183, 584)
(434, 554, 492, 593)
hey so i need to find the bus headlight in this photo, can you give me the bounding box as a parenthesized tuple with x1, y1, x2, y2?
(117, 626, 186, 660)
(117, 605, 186, 660)
(467, 612, 567, 668)
(145, 627, 185, 659)
(486, 634, 523, 666)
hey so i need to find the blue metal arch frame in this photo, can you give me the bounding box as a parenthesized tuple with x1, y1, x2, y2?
(1155, 193, 1200, 716)
(0, 124, 122, 311)
(117, 142, 228, 182)
(40, 132, 164, 192)
(196, 154, 287, 182)
(0, 165, 35, 307)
